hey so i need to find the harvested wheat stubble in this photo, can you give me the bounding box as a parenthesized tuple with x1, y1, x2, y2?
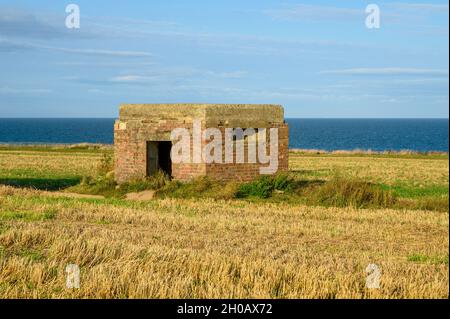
(0, 185, 448, 299)
(0, 148, 448, 298)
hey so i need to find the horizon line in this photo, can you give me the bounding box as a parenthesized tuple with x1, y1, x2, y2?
(0, 117, 449, 120)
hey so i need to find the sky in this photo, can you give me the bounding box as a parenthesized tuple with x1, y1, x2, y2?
(0, 0, 448, 118)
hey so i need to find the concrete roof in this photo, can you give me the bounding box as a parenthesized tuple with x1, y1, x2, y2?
(119, 104, 285, 126)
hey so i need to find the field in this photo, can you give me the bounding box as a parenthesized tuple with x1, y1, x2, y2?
(0, 146, 448, 298)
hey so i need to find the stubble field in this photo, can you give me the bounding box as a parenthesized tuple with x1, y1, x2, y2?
(0, 146, 448, 298)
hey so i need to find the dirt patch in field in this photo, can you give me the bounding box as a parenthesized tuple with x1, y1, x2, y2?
(125, 190, 156, 201)
(45, 192, 105, 200)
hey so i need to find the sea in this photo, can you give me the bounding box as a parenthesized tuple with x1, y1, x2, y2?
(0, 118, 448, 152)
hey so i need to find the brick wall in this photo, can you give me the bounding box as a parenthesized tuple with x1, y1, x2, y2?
(115, 118, 289, 184)
(205, 124, 289, 181)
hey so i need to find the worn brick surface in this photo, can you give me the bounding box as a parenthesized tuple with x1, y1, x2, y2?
(114, 104, 289, 183)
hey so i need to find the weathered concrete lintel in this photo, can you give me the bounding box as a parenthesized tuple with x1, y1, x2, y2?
(119, 104, 285, 127)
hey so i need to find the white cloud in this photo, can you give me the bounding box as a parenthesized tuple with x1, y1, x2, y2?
(107, 68, 248, 85)
(387, 2, 449, 12)
(54, 61, 156, 67)
(0, 38, 153, 57)
(0, 86, 52, 94)
(109, 75, 159, 83)
(47, 46, 152, 57)
(319, 68, 449, 76)
(265, 4, 364, 21)
(265, 2, 449, 26)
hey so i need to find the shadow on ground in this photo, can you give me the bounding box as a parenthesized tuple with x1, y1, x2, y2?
(290, 169, 331, 175)
(292, 179, 326, 189)
(0, 177, 81, 191)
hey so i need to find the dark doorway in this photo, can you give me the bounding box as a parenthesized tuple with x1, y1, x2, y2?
(158, 141, 172, 177)
(146, 141, 172, 177)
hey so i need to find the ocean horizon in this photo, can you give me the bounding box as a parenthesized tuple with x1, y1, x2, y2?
(0, 118, 448, 152)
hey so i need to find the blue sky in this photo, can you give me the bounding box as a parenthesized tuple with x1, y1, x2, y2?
(0, 0, 448, 118)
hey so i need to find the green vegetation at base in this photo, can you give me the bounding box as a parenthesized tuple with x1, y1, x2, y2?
(0, 209, 57, 222)
(408, 254, 449, 265)
(236, 174, 294, 199)
(379, 183, 449, 212)
(69, 171, 445, 212)
(0, 245, 45, 263)
(0, 176, 81, 191)
(157, 176, 238, 200)
(1, 145, 448, 212)
(0, 143, 113, 154)
(303, 177, 396, 209)
(73, 152, 401, 210)
(380, 184, 449, 199)
(51, 152, 450, 212)
(69, 170, 170, 198)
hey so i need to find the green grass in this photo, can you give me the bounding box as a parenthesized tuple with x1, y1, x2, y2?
(68, 170, 171, 198)
(0, 209, 57, 222)
(0, 176, 82, 191)
(0, 246, 45, 262)
(236, 174, 295, 199)
(157, 176, 239, 200)
(408, 254, 449, 265)
(68, 175, 117, 197)
(291, 150, 449, 160)
(153, 174, 400, 210)
(303, 178, 396, 209)
(60, 170, 449, 212)
(379, 184, 449, 212)
(0, 223, 8, 235)
(0, 144, 113, 154)
(17, 249, 45, 262)
(381, 184, 449, 199)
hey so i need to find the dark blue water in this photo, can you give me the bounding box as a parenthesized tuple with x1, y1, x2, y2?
(0, 118, 448, 152)
(288, 119, 449, 152)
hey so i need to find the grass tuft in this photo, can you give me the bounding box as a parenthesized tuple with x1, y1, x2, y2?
(305, 177, 396, 209)
(157, 176, 239, 200)
(70, 170, 171, 198)
(96, 152, 114, 176)
(237, 174, 296, 199)
(408, 254, 449, 265)
(0, 209, 57, 222)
